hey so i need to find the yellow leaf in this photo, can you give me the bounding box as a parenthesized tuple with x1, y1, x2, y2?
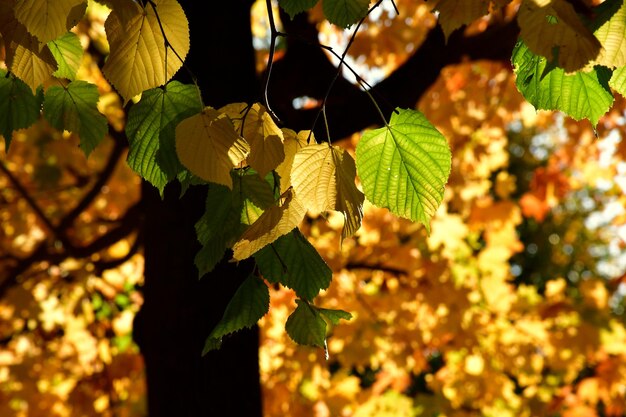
(175, 107, 249, 188)
(14, 0, 86, 43)
(518, 0, 602, 72)
(2, 10, 56, 91)
(97, 0, 142, 27)
(102, 0, 189, 102)
(435, 0, 490, 40)
(292, 143, 364, 239)
(232, 188, 307, 260)
(593, 0, 626, 68)
(275, 129, 311, 194)
(225, 103, 285, 177)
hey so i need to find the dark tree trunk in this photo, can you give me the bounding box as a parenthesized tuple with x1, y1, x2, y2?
(133, 2, 262, 416)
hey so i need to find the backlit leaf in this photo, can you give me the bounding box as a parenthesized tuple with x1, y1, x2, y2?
(285, 299, 326, 347)
(126, 81, 201, 193)
(203, 275, 269, 354)
(512, 40, 613, 126)
(275, 128, 310, 194)
(232, 188, 307, 260)
(43, 80, 108, 156)
(48, 31, 83, 80)
(103, 0, 189, 102)
(592, 0, 626, 69)
(279, 0, 319, 18)
(610, 65, 626, 96)
(318, 308, 352, 325)
(255, 229, 332, 301)
(292, 143, 364, 238)
(175, 107, 249, 189)
(0, 70, 41, 151)
(222, 103, 285, 178)
(517, 0, 601, 72)
(323, 0, 370, 28)
(355, 108, 451, 232)
(14, 0, 86, 43)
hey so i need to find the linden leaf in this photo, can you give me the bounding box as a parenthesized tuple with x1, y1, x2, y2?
(126, 81, 202, 193)
(102, 0, 189, 102)
(221, 103, 285, 178)
(275, 129, 310, 194)
(255, 229, 332, 301)
(14, 0, 86, 44)
(355, 108, 451, 233)
(0, 70, 41, 151)
(42, 80, 108, 156)
(279, 0, 320, 18)
(203, 275, 269, 354)
(323, 0, 370, 28)
(592, 0, 626, 69)
(48, 31, 83, 80)
(318, 308, 352, 325)
(232, 188, 307, 260)
(285, 299, 326, 347)
(2, 12, 56, 92)
(512, 40, 613, 126)
(175, 107, 249, 189)
(434, 0, 490, 40)
(610, 65, 626, 96)
(517, 0, 601, 72)
(291, 143, 364, 238)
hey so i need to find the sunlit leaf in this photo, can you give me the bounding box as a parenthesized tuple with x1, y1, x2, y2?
(221, 103, 285, 178)
(275, 128, 310, 194)
(43, 80, 108, 156)
(103, 0, 189, 102)
(48, 31, 83, 80)
(592, 0, 626, 69)
(323, 0, 370, 28)
(255, 229, 332, 301)
(517, 0, 601, 72)
(232, 188, 307, 260)
(512, 40, 613, 125)
(175, 107, 249, 189)
(203, 275, 269, 354)
(356, 108, 451, 232)
(285, 299, 326, 347)
(292, 143, 364, 238)
(14, 0, 86, 43)
(0, 70, 41, 151)
(126, 81, 202, 193)
(610, 65, 626, 96)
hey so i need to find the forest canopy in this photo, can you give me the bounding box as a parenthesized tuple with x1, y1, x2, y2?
(1, 0, 626, 416)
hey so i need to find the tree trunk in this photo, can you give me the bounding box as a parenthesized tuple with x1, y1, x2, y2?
(133, 2, 262, 416)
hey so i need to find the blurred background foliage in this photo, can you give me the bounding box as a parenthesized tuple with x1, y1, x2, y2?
(1, 0, 626, 416)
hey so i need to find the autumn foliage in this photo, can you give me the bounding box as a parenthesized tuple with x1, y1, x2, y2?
(1, 0, 626, 416)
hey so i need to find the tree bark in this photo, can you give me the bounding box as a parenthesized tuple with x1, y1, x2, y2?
(133, 2, 262, 416)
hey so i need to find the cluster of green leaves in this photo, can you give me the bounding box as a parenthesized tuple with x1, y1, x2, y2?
(0, 0, 451, 352)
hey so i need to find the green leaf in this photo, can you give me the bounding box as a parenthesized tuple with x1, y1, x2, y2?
(355, 108, 451, 233)
(319, 308, 352, 325)
(323, 0, 370, 28)
(285, 299, 327, 347)
(42, 80, 108, 156)
(48, 32, 83, 80)
(126, 81, 202, 193)
(279, 0, 320, 18)
(512, 40, 614, 126)
(255, 229, 332, 301)
(203, 275, 270, 354)
(0, 70, 41, 151)
(610, 65, 626, 96)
